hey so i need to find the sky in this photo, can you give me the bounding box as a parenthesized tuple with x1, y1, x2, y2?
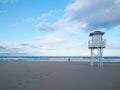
(0, 0, 120, 56)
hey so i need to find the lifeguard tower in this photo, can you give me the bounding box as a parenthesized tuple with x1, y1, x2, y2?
(88, 31, 106, 68)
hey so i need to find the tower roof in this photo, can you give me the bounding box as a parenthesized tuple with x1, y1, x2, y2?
(89, 31, 105, 36)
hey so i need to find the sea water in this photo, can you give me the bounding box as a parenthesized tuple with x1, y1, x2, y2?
(0, 56, 120, 62)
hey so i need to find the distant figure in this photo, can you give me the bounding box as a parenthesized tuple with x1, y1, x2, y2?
(68, 58, 70, 62)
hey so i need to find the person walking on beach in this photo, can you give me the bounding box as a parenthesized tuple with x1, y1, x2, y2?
(68, 58, 70, 62)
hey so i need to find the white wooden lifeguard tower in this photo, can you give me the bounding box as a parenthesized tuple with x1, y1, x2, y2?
(88, 31, 106, 68)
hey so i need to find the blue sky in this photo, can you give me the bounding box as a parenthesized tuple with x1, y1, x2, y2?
(0, 0, 120, 56)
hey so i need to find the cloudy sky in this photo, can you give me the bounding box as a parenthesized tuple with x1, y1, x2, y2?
(0, 0, 120, 56)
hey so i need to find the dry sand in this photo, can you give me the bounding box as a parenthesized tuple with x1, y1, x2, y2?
(0, 61, 120, 90)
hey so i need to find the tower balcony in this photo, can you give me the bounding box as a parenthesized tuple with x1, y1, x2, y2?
(88, 39, 106, 49)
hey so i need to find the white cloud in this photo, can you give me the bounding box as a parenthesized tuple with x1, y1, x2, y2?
(23, 17, 34, 23)
(37, 18, 68, 30)
(39, 34, 66, 43)
(65, 0, 120, 30)
(37, 23, 57, 30)
(66, 0, 90, 12)
(36, 0, 120, 31)
(0, 42, 47, 56)
(37, 10, 56, 21)
(115, 0, 120, 5)
(8, 22, 19, 27)
(8, 17, 34, 27)
(80, 23, 88, 29)
(16, 41, 56, 55)
(0, 43, 27, 55)
(40, 37, 65, 43)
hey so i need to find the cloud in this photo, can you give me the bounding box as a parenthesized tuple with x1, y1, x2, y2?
(80, 41, 88, 47)
(4, 0, 120, 33)
(37, 23, 57, 30)
(37, 10, 57, 21)
(36, 0, 120, 31)
(65, 0, 120, 30)
(37, 22, 62, 31)
(23, 17, 34, 23)
(17, 42, 54, 55)
(40, 37, 65, 43)
(39, 34, 66, 43)
(39, 46, 48, 49)
(0, 0, 18, 3)
(7, 10, 59, 28)
(8, 17, 34, 27)
(0, 44, 24, 55)
(19, 43, 39, 49)
(19, 43, 30, 46)
(0, 45, 6, 49)
(37, 18, 69, 30)
(8, 22, 19, 27)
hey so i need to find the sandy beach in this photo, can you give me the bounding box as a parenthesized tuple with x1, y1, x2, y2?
(0, 61, 120, 90)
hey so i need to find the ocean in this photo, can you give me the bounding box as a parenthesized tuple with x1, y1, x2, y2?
(0, 56, 120, 62)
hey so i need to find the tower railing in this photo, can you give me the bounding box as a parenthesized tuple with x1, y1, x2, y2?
(88, 39, 106, 48)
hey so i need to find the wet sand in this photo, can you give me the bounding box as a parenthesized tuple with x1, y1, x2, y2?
(0, 61, 120, 90)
